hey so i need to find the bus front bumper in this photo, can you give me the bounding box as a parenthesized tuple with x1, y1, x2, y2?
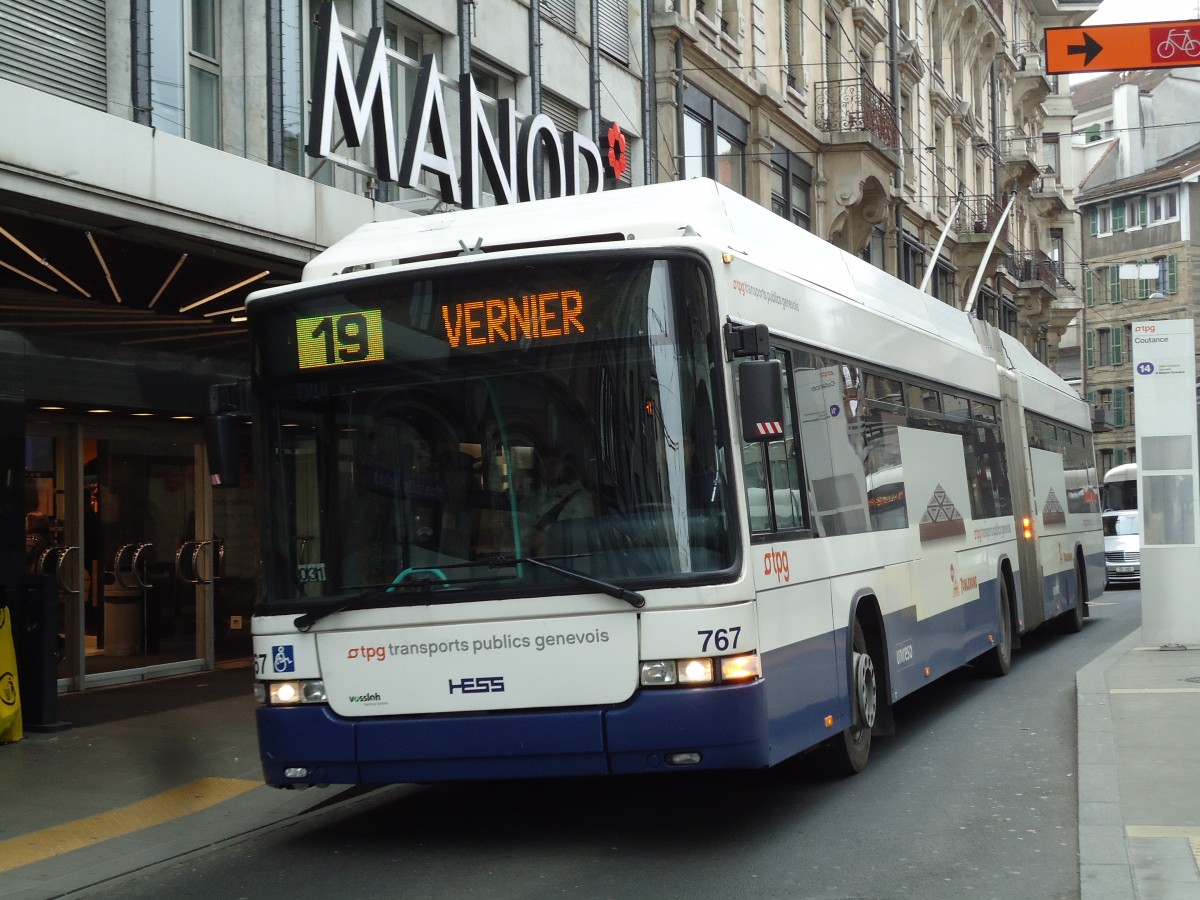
(256, 680, 770, 786)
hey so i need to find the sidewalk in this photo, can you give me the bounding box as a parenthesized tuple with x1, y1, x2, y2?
(1077, 629, 1200, 900)
(0, 669, 357, 899)
(1, 641, 1198, 899)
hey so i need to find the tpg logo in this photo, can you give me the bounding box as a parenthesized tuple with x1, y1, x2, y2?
(449, 676, 505, 694)
(1133, 324, 1157, 333)
(763, 547, 790, 583)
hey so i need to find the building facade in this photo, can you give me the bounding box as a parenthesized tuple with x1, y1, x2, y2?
(1068, 69, 1200, 476)
(0, 0, 1096, 700)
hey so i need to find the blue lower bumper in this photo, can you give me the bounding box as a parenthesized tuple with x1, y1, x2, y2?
(257, 681, 771, 786)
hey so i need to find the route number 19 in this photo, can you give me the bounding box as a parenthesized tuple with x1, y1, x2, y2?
(296, 309, 384, 369)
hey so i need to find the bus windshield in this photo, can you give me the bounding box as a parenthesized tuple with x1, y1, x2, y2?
(252, 253, 734, 611)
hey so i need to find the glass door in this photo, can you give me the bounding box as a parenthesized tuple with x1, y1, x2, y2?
(26, 423, 214, 689)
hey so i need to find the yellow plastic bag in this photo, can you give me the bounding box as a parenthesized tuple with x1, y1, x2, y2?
(0, 605, 23, 743)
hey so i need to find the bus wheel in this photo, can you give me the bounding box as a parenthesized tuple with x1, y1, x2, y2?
(826, 620, 876, 775)
(1061, 558, 1086, 634)
(978, 577, 1013, 677)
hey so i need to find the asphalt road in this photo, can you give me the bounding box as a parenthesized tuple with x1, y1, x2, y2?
(84, 588, 1143, 900)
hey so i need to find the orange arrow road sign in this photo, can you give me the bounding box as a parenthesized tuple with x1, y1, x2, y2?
(1046, 20, 1200, 75)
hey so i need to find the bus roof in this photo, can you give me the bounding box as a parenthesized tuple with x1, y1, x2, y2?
(270, 179, 1086, 428)
(1104, 463, 1137, 483)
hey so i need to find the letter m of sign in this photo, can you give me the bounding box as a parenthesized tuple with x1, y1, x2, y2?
(306, 1, 397, 181)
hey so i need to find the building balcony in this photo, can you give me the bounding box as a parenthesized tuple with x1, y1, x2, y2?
(998, 126, 1041, 190)
(954, 194, 1012, 245)
(1010, 249, 1061, 292)
(1009, 40, 1053, 112)
(815, 78, 899, 152)
(1031, 166, 1070, 217)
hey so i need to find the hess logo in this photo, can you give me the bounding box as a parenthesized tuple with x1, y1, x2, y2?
(449, 676, 505, 694)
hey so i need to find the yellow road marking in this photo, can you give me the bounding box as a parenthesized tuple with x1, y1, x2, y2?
(0, 777, 259, 873)
(1126, 828, 1200, 869)
(1126, 826, 1200, 838)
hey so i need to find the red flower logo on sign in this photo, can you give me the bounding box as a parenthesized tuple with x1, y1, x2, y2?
(606, 122, 628, 181)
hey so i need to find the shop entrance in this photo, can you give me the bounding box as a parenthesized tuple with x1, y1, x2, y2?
(24, 421, 251, 690)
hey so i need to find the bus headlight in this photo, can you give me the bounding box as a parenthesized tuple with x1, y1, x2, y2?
(639, 659, 677, 685)
(677, 657, 715, 684)
(720, 653, 762, 681)
(262, 679, 327, 705)
(639, 653, 760, 687)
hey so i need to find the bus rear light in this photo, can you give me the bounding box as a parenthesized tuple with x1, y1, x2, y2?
(1022, 516, 1034, 540)
(639, 653, 761, 687)
(263, 679, 327, 705)
(666, 752, 703, 766)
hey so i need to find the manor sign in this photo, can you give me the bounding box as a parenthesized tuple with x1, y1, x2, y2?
(306, 2, 616, 209)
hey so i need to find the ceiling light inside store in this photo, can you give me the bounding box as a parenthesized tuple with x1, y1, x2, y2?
(203, 305, 245, 319)
(0, 222, 91, 297)
(86, 232, 122, 303)
(179, 271, 269, 313)
(0, 258, 58, 292)
(149, 253, 188, 309)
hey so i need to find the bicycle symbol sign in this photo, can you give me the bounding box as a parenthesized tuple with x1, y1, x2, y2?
(1151, 27, 1200, 62)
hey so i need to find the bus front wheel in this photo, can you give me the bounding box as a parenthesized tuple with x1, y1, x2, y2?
(825, 619, 876, 775)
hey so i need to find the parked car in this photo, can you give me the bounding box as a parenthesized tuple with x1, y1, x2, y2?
(1103, 510, 1140, 588)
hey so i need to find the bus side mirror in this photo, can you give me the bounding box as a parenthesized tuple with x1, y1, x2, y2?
(739, 359, 785, 443)
(205, 414, 241, 488)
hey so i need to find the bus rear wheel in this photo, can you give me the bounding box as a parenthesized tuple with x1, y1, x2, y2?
(824, 619, 876, 775)
(1061, 557, 1086, 634)
(977, 577, 1013, 677)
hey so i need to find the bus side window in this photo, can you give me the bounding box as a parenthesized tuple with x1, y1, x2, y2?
(737, 351, 807, 535)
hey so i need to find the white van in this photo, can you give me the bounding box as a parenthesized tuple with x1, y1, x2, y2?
(1102, 509, 1140, 588)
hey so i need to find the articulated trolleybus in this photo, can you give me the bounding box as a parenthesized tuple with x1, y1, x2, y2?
(209, 179, 1103, 787)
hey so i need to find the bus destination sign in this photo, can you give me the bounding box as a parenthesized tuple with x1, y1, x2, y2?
(441, 290, 586, 350)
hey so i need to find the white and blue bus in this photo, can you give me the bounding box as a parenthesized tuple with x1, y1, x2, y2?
(208, 179, 1103, 786)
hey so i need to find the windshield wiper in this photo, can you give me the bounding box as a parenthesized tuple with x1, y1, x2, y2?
(293, 557, 644, 631)
(487, 556, 646, 608)
(291, 570, 515, 631)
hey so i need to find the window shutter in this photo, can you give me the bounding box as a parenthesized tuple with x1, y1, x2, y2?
(0, 0, 107, 109)
(1138, 260, 1149, 299)
(597, 0, 630, 64)
(1115, 447, 1126, 465)
(1168, 254, 1178, 293)
(1113, 202, 1126, 232)
(1085, 269, 1094, 306)
(1113, 389, 1126, 427)
(1108, 265, 1120, 302)
(1085, 331, 1095, 368)
(542, 0, 577, 32)
(1111, 327, 1122, 365)
(1089, 208, 1099, 236)
(1139, 196, 1149, 226)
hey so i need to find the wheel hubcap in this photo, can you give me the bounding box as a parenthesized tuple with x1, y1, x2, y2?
(854, 650, 877, 729)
